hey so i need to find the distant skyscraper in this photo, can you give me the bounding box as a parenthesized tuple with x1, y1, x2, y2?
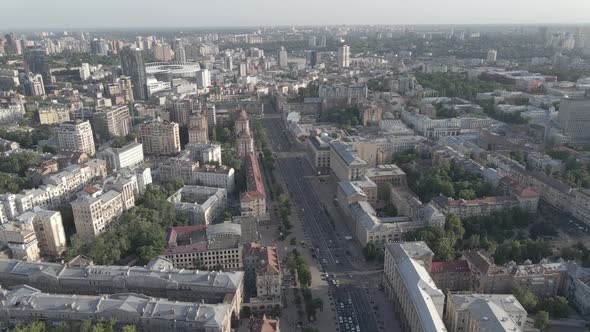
(310, 50, 321, 67)
(23, 73, 45, 96)
(196, 69, 211, 89)
(173, 39, 186, 63)
(135, 36, 144, 50)
(318, 36, 327, 48)
(278, 46, 288, 68)
(556, 96, 590, 147)
(120, 47, 148, 100)
(224, 55, 233, 71)
(24, 48, 51, 85)
(90, 39, 108, 56)
(486, 49, 498, 63)
(338, 45, 350, 68)
(239, 62, 247, 77)
(308, 36, 317, 47)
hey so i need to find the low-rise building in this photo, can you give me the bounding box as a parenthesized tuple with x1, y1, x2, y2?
(0, 257, 243, 318)
(158, 159, 235, 192)
(430, 260, 472, 292)
(163, 224, 244, 271)
(38, 106, 71, 125)
(0, 285, 233, 332)
(0, 224, 39, 262)
(168, 186, 227, 225)
(243, 243, 281, 303)
(444, 293, 527, 332)
(240, 153, 266, 217)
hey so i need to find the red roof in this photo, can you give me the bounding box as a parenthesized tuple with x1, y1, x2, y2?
(241, 152, 265, 201)
(244, 243, 280, 274)
(431, 260, 470, 274)
(165, 225, 208, 246)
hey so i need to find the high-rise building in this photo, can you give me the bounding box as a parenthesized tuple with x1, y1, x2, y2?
(138, 119, 181, 156)
(153, 43, 173, 62)
(24, 48, 50, 85)
(486, 49, 498, 62)
(338, 44, 351, 68)
(55, 121, 96, 155)
(239, 62, 247, 77)
(196, 69, 211, 89)
(92, 105, 132, 140)
(22, 73, 45, 96)
(116, 76, 134, 102)
(556, 96, 590, 146)
(318, 36, 327, 48)
(173, 39, 186, 63)
(224, 55, 233, 71)
(79, 63, 91, 80)
(310, 50, 321, 67)
(90, 38, 108, 56)
(278, 46, 288, 68)
(308, 36, 316, 47)
(120, 47, 148, 100)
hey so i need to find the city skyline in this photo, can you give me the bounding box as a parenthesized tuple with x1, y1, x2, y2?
(1, 0, 590, 30)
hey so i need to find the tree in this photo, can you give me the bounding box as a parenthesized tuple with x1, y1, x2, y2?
(539, 296, 570, 318)
(121, 326, 137, 332)
(313, 297, 324, 312)
(11, 322, 47, 332)
(534, 310, 550, 331)
(512, 287, 538, 313)
(290, 238, 297, 246)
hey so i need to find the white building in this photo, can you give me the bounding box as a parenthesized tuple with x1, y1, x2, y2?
(445, 294, 526, 332)
(71, 188, 124, 238)
(97, 142, 144, 170)
(338, 44, 351, 68)
(383, 242, 447, 332)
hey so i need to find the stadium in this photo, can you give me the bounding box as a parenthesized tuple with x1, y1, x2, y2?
(145, 62, 201, 81)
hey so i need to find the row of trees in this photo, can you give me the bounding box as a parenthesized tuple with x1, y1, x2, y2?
(64, 185, 188, 265)
(0, 151, 45, 194)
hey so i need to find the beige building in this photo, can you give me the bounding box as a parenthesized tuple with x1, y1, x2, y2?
(243, 243, 282, 302)
(240, 153, 266, 217)
(92, 105, 131, 140)
(188, 113, 209, 144)
(365, 164, 407, 189)
(71, 187, 124, 238)
(307, 134, 332, 175)
(163, 224, 244, 271)
(38, 107, 71, 125)
(56, 121, 96, 156)
(383, 242, 447, 332)
(138, 119, 181, 156)
(16, 207, 66, 260)
(330, 141, 368, 181)
(445, 294, 527, 332)
(0, 223, 39, 261)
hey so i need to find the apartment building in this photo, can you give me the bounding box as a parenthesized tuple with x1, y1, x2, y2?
(188, 113, 209, 144)
(307, 134, 332, 175)
(15, 207, 66, 260)
(0, 224, 39, 261)
(55, 121, 96, 155)
(0, 257, 243, 317)
(168, 186, 227, 225)
(158, 159, 235, 192)
(0, 286, 232, 332)
(243, 243, 281, 302)
(163, 224, 244, 271)
(92, 105, 131, 140)
(138, 119, 181, 156)
(96, 142, 144, 170)
(71, 187, 124, 238)
(185, 143, 222, 165)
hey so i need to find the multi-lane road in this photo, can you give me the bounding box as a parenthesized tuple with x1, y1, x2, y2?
(263, 116, 396, 332)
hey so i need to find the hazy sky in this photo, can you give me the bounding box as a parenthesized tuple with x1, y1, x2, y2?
(1, 0, 589, 30)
